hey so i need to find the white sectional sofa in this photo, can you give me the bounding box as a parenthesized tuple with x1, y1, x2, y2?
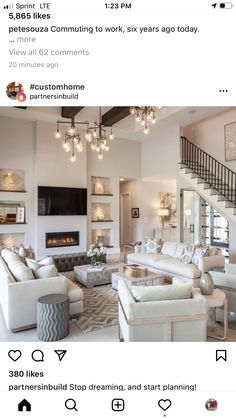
(0, 250, 84, 332)
(127, 241, 225, 287)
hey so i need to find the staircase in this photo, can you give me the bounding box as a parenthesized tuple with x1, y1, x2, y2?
(179, 136, 236, 223)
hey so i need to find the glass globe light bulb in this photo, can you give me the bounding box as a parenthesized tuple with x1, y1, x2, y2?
(130, 107, 136, 115)
(76, 142, 83, 152)
(109, 132, 114, 141)
(135, 114, 141, 123)
(67, 126, 77, 136)
(141, 118, 146, 127)
(152, 116, 156, 124)
(70, 153, 76, 162)
(98, 153, 103, 160)
(144, 126, 149, 135)
(54, 130, 62, 139)
(85, 131, 92, 142)
(91, 143, 96, 151)
(93, 130, 97, 139)
(105, 145, 110, 152)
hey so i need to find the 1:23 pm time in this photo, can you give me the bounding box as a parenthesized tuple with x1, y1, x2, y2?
(105, 3, 132, 9)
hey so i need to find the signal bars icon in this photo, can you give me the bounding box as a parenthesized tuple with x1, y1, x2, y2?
(3, 2, 14, 9)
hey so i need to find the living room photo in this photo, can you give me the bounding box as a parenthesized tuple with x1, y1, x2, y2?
(0, 105, 236, 343)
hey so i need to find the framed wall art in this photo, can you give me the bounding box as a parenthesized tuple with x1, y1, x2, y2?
(132, 208, 139, 218)
(225, 121, 236, 161)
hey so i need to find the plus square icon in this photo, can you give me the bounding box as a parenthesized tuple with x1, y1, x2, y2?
(112, 399, 125, 411)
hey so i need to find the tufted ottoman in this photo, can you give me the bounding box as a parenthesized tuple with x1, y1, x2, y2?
(52, 252, 89, 272)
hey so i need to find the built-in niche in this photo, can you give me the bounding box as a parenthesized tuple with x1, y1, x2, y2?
(0, 169, 25, 192)
(91, 228, 113, 247)
(91, 176, 112, 195)
(91, 203, 112, 222)
(0, 201, 25, 224)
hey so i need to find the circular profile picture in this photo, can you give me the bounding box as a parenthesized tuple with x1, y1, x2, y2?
(6, 82, 26, 102)
(205, 398, 218, 411)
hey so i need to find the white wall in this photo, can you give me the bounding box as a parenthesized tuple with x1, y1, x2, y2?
(183, 108, 236, 171)
(0, 116, 36, 248)
(35, 121, 88, 257)
(87, 137, 142, 251)
(142, 121, 180, 181)
(120, 179, 176, 242)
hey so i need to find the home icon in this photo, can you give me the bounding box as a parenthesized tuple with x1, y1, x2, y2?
(18, 399, 31, 412)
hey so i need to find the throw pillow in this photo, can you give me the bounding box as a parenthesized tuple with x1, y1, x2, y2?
(26, 257, 59, 278)
(34, 265, 59, 279)
(181, 243, 195, 264)
(132, 283, 192, 302)
(26, 258, 59, 278)
(11, 244, 35, 260)
(145, 239, 161, 254)
(191, 246, 209, 266)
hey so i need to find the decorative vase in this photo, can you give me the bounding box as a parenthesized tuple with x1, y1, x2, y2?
(200, 273, 214, 295)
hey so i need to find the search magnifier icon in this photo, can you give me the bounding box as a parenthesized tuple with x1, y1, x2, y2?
(65, 399, 78, 411)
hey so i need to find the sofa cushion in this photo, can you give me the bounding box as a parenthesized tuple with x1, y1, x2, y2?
(191, 246, 209, 266)
(145, 239, 161, 254)
(127, 252, 170, 268)
(1, 248, 35, 281)
(7, 259, 34, 282)
(132, 283, 192, 302)
(174, 243, 185, 259)
(66, 279, 84, 302)
(181, 243, 195, 264)
(154, 258, 201, 279)
(225, 264, 236, 275)
(161, 242, 178, 257)
(1, 248, 22, 264)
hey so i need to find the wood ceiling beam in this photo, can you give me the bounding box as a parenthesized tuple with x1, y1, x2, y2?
(61, 107, 84, 118)
(102, 107, 130, 126)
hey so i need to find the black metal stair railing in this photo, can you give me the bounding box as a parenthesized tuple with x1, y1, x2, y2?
(180, 136, 236, 206)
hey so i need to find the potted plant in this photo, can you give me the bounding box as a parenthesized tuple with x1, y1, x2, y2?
(87, 243, 106, 267)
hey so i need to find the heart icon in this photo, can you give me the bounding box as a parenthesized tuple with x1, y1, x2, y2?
(158, 399, 172, 411)
(8, 350, 22, 362)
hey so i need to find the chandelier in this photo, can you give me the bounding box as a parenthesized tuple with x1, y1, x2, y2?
(54, 107, 114, 162)
(130, 106, 161, 134)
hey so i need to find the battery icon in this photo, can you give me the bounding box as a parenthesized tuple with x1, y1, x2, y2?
(219, 2, 233, 8)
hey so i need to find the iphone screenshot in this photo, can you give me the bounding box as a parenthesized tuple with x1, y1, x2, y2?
(0, 0, 235, 417)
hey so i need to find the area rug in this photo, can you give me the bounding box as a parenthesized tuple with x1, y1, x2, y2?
(71, 284, 118, 334)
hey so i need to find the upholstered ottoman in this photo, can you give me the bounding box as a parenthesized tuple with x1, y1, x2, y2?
(37, 294, 70, 341)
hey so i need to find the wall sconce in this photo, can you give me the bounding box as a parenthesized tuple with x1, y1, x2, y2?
(158, 208, 170, 227)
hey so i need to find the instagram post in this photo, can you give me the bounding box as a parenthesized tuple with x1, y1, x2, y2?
(1, 1, 236, 418)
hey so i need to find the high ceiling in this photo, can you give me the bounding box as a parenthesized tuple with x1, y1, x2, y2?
(0, 106, 232, 142)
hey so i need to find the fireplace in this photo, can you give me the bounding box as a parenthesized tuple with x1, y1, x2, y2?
(46, 231, 79, 248)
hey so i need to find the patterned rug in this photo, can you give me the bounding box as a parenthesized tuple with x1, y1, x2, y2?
(71, 284, 118, 334)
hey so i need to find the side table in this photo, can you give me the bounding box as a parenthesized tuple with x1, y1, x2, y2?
(195, 288, 228, 341)
(37, 294, 70, 341)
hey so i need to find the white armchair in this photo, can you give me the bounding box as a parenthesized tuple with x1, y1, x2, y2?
(210, 264, 236, 313)
(118, 280, 208, 342)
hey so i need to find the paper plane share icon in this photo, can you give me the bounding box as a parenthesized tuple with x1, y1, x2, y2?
(54, 350, 67, 361)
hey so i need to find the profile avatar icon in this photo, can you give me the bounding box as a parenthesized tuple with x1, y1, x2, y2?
(6, 82, 26, 102)
(205, 398, 218, 411)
